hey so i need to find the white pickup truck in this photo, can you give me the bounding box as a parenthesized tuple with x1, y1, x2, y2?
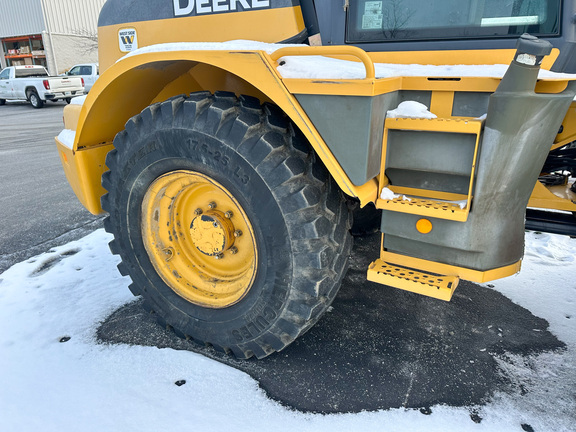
(0, 65, 84, 108)
(64, 63, 99, 93)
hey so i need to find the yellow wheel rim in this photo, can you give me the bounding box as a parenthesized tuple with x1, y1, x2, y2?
(141, 170, 257, 308)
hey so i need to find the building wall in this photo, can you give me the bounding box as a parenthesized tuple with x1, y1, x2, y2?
(42, 0, 107, 35)
(42, 0, 107, 74)
(0, 43, 5, 69)
(50, 33, 100, 74)
(0, 0, 45, 38)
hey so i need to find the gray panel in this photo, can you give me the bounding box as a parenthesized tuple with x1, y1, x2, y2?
(0, 0, 45, 37)
(385, 129, 477, 194)
(382, 83, 576, 271)
(295, 90, 434, 186)
(401, 90, 431, 108)
(452, 92, 490, 117)
(296, 92, 400, 186)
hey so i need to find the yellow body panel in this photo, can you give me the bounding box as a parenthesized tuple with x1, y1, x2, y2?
(379, 251, 522, 284)
(59, 49, 381, 214)
(56, 139, 114, 215)
(369, 48, 560, 70)
(98, 7, 306, 70)
(59, 44, 575, 218)
(528, 180, 576, 212)
(553, 100, 576, 150)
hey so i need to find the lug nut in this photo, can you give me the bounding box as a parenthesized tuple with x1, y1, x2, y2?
(214, 252, 224, 260)
(229, 246, 238, 255)
(208, 202, 217, 209)
(234, 230, 243, 238)
(225, 211, 233, 219)
(163, 247, 174, 261)
(194, 208, 203, 216)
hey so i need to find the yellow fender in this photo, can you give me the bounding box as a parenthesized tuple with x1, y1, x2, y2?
(56, 49, 377, 215)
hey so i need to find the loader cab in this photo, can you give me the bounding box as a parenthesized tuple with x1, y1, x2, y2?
(309, 0, 576, 72)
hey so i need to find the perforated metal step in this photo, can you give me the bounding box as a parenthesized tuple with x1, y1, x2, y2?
(367, 259, 459, 301)
(377, 196, 469, 221)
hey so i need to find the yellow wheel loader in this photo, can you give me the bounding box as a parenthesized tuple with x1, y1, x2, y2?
(56, 0, 576, 358)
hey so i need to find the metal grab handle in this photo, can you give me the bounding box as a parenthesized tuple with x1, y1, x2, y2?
(269, 45, 376, 80)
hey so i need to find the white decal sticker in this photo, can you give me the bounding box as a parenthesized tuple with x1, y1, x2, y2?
(119, 28, 138, 52)
(362, 1, 383, 30)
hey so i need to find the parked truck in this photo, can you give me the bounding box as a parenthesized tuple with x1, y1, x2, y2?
(63, 63, 99, 93)
(0, 65, 84, 108)
(56, 0, 576, 359)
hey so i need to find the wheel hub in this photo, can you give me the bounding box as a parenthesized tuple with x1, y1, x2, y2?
(141, 170, 257, 309)
(189, 210, 235, 256)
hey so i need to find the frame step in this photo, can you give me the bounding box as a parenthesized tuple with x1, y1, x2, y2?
(367, 259, 459, 301)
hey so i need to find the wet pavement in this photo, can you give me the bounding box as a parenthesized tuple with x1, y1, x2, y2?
(97, 233, 565, 414)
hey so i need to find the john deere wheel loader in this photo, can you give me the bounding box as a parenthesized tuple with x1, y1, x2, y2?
(56, 0, 576, 359)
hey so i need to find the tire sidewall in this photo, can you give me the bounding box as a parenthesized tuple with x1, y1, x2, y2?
(29, 92, 41, 108)
(115, 127, 292, 345)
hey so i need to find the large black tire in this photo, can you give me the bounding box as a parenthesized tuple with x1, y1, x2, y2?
(28, 90, 44, 108)
(101, 92, 352, 359)
(0, 99, 5, 106)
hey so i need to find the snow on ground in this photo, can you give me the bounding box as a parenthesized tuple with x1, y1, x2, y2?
(0, 229, 574, 431)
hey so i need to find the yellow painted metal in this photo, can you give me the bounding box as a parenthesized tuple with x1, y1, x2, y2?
(379, 250, 522, 284)
(377, 117, 482, 221)
(189, 210, 236, 256)
(59, 49, 379, 215)
(429, 91, 455, 118)
(141, 170, 257, 308)
(367, 259, 459, 301)
(270, 46, 377, 80)
(63, 104, 82, 130)
(56, 138, 113, 215)
(553, 100, 576, 150)
(58, 44, 576, 217)
(98, 7, 306, 70)
(387, 186, 468, 202)
(528, 180, 576, 212)
(378, 197, 469, 221)
(369, 48, 560, 70)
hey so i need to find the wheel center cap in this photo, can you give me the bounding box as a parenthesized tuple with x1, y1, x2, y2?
(190, 211, 235, 256)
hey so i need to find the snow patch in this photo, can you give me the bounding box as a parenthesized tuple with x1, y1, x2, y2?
(119, 41, 576, 81)
(57, 129, 76, 149)
(71, 95, 87, 105)
(387, 101, 437, 119)
(0, 228, 574, 430)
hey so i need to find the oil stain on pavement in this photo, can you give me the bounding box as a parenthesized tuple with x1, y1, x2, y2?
(96, 233, 566, 414)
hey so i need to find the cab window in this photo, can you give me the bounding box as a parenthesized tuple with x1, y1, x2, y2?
(0, 69, 10, 80)
(346, 0, 561, 43)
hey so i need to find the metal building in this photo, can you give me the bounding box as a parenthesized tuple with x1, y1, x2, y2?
(0, 0, 106, 75)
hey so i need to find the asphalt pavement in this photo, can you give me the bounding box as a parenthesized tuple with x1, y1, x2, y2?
(98, 233, 565, 418)
(0, 100, 102, 273)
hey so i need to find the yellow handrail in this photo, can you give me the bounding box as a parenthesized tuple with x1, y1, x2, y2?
(269, 45, 376, 80)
